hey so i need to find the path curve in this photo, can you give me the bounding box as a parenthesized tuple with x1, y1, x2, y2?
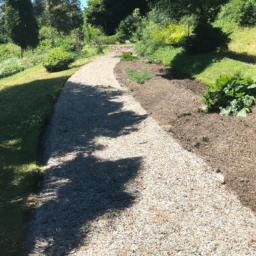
(22, 53, 256, 255)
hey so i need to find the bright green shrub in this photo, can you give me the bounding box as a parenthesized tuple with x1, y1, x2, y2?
(134, 21, 163, 56)
(202, 75, 256, 117)
(0, 43, 21, 61)
(126, 67, 155, 84)
(43, 48, 75, 72)
(0, 58, 25, 78)
(120, 53, 139, 61)
(153, 24, 187, 46)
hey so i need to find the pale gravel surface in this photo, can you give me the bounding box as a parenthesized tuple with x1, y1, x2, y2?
(21, 53, 256, 256)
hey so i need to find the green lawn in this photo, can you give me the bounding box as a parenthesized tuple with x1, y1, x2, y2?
(0, 56, 98, 256)
(152, 26, 256, 84)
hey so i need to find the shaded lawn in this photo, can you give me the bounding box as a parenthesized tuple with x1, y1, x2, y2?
(0, 57, 95, 256)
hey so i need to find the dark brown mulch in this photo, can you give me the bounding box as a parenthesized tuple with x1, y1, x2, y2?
(115, 60, 256, 214)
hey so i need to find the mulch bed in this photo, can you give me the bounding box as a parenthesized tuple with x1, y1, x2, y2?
(115, 60, 256, 214)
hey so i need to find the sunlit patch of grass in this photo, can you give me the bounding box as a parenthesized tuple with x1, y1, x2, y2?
(229, 27, 256, 55)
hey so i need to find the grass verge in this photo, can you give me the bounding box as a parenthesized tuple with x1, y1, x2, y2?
(0, 54, 101, 256)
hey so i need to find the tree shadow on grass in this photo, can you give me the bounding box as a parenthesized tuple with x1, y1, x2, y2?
(159, 50, 256, 81)
(20, 81, 147, 255)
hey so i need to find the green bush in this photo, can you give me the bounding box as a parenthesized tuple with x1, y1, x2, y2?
(95, 34, 119, 45)
(43, 48, 75, 72)
(120, 53, 139, 61)
(116, 8, 142, 42)
(0, 58, 25, 78)
(183, 23, 230, 53)
(134, 21, 163, 56)
(126, 67, 155, 84)
(202, 75, 256, 117)
(0, 43, 21, 61)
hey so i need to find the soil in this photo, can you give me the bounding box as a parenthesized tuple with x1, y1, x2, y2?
(115, 60, 256, 214)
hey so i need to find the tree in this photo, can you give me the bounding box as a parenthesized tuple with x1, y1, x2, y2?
(149, 0, 229, 24)
(5, 0, 39, 50)
(149, 0, 230, 53)
(85, 0, 149, 35)
(44, 0, 83, 34)
(33, 0, 46, 27)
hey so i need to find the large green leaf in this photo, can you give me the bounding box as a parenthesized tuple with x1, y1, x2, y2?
(237, 108, 247, 117)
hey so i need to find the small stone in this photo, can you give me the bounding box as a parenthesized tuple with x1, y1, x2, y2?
(216, 173, 225, 184)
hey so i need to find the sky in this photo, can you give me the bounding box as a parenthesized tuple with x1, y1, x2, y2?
(80, 0, 88, 8)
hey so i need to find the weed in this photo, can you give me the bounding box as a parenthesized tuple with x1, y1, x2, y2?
(126, 67, 155, 84)
(120, 53, 139, 61)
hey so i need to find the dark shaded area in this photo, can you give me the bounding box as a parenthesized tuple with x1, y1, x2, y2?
(169, 50, 256, 80)
(115, 60, 256, 217)
(20, 82, 147, 255)
(0, 75, 72, 256)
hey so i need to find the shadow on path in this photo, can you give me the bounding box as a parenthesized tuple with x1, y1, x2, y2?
(21, 82, 147, 255)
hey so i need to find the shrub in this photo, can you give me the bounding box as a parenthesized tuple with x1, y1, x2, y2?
(134, 21, 163, 56)
(43, 48, 75, 72)
(95, 34, 119, 45)
(153, 24, 187, 46)
(202, 75, 256, 117)
(0, 43, 21, 61)
(0, 58, 25, 78)
(116, 8, 142, 42)
(126, 67, 155, 84)
(183, 23, 230, 53)
(120, 53, 139, 61)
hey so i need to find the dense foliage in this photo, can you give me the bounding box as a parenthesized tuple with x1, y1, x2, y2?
(85, 0, 149, 35)
(5, 0, 39, 50)
(120, 53, 139, 61)
(43, 48, 75, 72)
(203, 75, 256, 117)
(182, 23, 230, 53)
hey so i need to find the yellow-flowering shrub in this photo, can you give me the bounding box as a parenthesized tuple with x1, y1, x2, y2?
(153, 24, 187, 46)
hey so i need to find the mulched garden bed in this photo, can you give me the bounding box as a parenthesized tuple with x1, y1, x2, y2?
(115, 60, 256, 214)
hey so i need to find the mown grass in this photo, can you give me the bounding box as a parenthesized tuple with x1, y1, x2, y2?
(0, 53, 103, 256)
(229, 27, 256, 55)
(152, 26, 256, 84)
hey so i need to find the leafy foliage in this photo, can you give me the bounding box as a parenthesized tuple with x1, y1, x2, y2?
(183, 23, 230, 53)
(126, 67, 155, 84)
(116, 8, 143, 42)
(0, 43, 21, 61)
(95, 34, 119, 45)
(120, 53, 139, 61)
(153, 24, 187, 46)
(43, 48, 75, 72)
(44, 0, 82, 34)
(5, 0, 39, 50)
(0, 58, 25, 78)
(202, 75, 256, 117)
(85, 0, 149, 35)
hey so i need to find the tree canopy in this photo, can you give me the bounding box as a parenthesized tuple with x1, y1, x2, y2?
(85, 0, 149, 35)
(149, 0, 229, 23)
(44, 0, 83, 33)
(5, 0, 39, 49)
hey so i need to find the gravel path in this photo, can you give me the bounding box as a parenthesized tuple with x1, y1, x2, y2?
(22, 53, 256, 256)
